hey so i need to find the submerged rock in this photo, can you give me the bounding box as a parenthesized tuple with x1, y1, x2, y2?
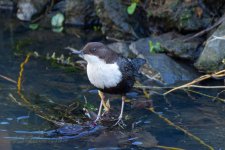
(16, 0, 48, 21)
(195, 21, 225, 72)
(130, 38, 199, 85)
(94, 0, 138, 40)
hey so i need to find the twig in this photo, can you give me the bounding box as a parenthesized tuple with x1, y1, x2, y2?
(212, 90, 225, 102)
(148, 107, 215, 150)
(206, 35, 225, 44)
(16, 53, 58, 124)
(184, 13, 225, 42)
(186, 89, 225, 103)
(135, 85, 225, 89)
(0, 74, 17, 84)
(31, 0, 54, 23)
(164, 75, 211, 95)
(156, 145, 184, 150)
(17, 53, 32, 95)
(8, 93, 22, 106)
(164, 70, 225, 95)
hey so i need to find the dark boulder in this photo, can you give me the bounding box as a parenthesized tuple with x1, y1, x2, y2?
(145, 0, 213, 32)
(94, 0, 138, 40)
(130, 37, 199, 85)
(53, 0, 99, 27)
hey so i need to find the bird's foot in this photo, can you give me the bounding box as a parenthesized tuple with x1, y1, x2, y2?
(113, 117, 126, 128)
(94, 109, 110, 123)
(101, 109, 110, 117)
(94, 115, 101, 123)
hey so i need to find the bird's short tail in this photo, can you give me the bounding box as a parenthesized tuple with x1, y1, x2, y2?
(131, 58, 146, 76)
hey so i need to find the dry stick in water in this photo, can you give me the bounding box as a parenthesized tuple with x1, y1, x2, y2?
(17, 53, 57, 123)
(140, 88, 215, 149)
(184, 13, 225, 42)
(164, 70, 225, 95)
(148, 107, 214, 150)
(0, 74, 17, 84)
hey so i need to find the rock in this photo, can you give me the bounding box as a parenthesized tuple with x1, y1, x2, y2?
(195, 20, 225, 72)
(129, 32, 202, 60)
(156, 32, 202, 60)
(16, 0, 48, 21)
(107, 42, 130, 57)
(145, 0, 213, 32)
(146, 54, 198, 85)
(130, 38, 199, 85)
(203, 0, 225, 15)
(94, 0, 138, 40)
(53, 0, 99, 27)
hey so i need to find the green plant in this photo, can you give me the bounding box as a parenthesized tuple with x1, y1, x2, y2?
(51, 13, 65, 33)
(148, 41, 163, 53)
(29, 23, 39, 30)
(127, 0, 139, 15)
(127, 2, 137, 15)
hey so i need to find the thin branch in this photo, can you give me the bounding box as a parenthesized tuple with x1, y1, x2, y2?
(135, 85, 225, 89)
(184, 13, 225, 42)
(164, 70, 225, 95)
(0, 74, 17, 84)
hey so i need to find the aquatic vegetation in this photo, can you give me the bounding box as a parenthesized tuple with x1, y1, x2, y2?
(46, 52, 82, 72)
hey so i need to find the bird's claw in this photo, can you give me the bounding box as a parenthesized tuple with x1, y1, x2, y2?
(113, 117, 126, 128)
(94, 116, 101, 123)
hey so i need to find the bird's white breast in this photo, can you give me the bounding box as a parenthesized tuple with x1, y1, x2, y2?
(85, 55, 122, 89)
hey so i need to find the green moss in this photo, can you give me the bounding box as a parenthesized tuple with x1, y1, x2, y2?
(147, 10, 152, 17)
(178, 9, 192, 28)
(93, 25, 101, 31)
(84, 103, 97, 111)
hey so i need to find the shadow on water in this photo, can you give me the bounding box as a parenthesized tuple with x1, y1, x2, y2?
(0, 13, 225, 150)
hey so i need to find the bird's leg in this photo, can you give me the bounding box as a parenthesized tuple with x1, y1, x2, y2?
(95, 90, 110, 122)
(98, 90, 110, 112)
(94, 98, 103, 122)
(113, 96, 126, 127)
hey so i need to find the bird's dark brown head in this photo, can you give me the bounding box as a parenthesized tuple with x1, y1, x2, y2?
(81, 42, 118, 64)
(82, 42, 106, 56)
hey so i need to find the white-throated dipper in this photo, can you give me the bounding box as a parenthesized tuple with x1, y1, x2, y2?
(67, 42, 145, 126)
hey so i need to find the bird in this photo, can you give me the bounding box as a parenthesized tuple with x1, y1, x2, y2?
(67, 42, 146, 126)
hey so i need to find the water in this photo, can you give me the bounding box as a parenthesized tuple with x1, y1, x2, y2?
(0, 13, 225, 150)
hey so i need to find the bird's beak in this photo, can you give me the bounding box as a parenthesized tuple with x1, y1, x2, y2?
(66, 47, 84, 58)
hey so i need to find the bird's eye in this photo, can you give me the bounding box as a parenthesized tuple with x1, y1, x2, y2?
(91, 48, 96, 51)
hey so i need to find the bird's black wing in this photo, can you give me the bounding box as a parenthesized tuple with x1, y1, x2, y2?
(131, 58, 146, 77)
